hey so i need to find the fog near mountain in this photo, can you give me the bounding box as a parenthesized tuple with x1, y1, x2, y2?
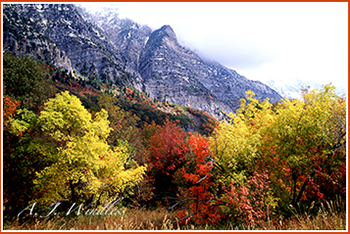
(264, 79, 347, 99)
(80, 2, 347, 95)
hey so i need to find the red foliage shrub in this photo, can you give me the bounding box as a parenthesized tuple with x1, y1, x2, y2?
(223, 171, 270, 227)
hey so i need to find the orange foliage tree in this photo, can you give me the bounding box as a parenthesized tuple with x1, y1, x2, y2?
(177, 134, 224, 225)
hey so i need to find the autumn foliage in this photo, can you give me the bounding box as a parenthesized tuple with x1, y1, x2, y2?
(2, 54, 346, 229)
(3, 96, 20, 127)
(177, 134, 222, 225)
(146, 119, 189, 199)
(210, 85, 346, 220)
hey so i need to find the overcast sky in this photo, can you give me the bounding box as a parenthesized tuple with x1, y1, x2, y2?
(83, 2, 348, 90)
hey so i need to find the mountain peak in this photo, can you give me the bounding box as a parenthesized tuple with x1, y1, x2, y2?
(154, 25, 177, 41)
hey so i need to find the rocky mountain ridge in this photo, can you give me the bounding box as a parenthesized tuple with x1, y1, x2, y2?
(3, 3, 282, 119)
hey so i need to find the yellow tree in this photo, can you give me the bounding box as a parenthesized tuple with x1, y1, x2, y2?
(210, 84, 346, 216)
(9, 91, 146, 209)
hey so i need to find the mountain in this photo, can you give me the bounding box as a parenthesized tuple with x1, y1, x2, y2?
(138, 25, 281, 119)
(3, 4, 141, 87)
(3, 3, 282, 119)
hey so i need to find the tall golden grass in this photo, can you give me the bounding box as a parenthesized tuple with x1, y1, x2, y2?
(4, 201, 346, 230)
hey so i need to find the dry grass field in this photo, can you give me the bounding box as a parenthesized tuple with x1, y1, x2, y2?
(4, 201, 346, 231)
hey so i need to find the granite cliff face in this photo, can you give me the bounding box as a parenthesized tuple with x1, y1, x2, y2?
(3, 4, 141, 87)
(80, 7, 153, 91)
(139, 25, 233, 119)
(3, 4, 73, 72)
(3, 4, 282, 119)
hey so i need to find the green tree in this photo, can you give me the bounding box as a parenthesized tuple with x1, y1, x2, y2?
(3, 53, 56, 113)
(97, 93, 145, 161)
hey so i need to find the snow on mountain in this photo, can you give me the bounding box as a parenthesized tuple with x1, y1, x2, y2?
(264, 79, 346, 99)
